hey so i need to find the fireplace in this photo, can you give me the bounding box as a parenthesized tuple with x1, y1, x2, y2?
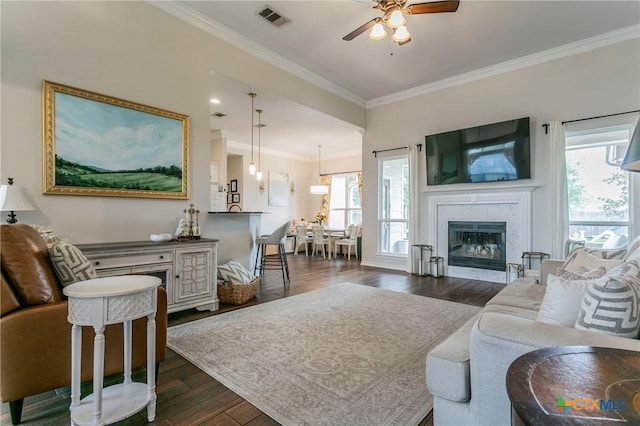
(448, 221, 506, 271)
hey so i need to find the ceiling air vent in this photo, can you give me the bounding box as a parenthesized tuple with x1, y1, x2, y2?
(211, 112, 226, 118)
(257, 5, 290, 28)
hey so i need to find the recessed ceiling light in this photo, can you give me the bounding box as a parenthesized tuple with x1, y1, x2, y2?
(210, 98, 221, 104)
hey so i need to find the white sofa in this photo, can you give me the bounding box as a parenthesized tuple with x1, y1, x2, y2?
(426, 239, 640, 426)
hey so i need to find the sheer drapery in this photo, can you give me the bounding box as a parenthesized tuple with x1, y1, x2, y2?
(357, 172, 363, 206)
(407, 144, 420, 272)
(550, 121, 569, 258)
(320, 175, 331, 214)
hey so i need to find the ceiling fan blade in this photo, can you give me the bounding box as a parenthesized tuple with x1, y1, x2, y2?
(406, 0, 459, 15)
(343, 17, 380, 41)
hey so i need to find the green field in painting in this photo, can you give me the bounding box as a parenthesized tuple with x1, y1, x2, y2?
(56, 171, 182, 192)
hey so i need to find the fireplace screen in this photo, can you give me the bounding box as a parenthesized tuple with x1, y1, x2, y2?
(448, 221, 506, 271)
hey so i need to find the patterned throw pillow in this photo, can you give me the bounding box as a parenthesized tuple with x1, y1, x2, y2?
(575, 257, 640, 338)
(217, 260, 255, 285)
(49, 241, 98, 287)
(562, 248, 623, 274)
(556, 266, 607, 281)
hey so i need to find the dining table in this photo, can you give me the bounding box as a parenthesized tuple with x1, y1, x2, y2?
(301, 225, 346, 259)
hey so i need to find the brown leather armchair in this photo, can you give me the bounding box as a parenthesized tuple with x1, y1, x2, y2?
(0, 224, 168, 425)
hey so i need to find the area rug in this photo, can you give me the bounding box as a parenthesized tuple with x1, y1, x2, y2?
(167, 282, 479, 425)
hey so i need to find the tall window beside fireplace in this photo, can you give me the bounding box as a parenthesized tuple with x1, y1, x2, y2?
(565, 118, 638, 250)
(378, 155, 409, 256)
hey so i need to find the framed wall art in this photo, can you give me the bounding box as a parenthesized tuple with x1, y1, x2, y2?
(268, 171, 289, 207)
(230, 179, 238, 193)
(232, 193, 240, 203)
(42, 80, 190, 199)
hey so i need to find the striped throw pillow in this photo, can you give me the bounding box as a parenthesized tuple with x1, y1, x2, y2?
(49, 241, 98, 287)
(575, 257, 640, 338)
(217, 260, 255, 285)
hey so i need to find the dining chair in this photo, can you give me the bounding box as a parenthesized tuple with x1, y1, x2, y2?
(294, 225, 312, 256)
(253, 220, 291, 287)
(334, 223, 359, 260)
(311, 225, 329, 259)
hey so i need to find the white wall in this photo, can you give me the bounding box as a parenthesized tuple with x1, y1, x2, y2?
(226, 145, 361, 234)
(362, 40, 640, 270)
(0, 1, 364, 243)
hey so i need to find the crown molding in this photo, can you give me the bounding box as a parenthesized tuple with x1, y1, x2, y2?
(226, 140, 361, 162)
(367, 24, 640, 109)
(148, 1, 366, 108)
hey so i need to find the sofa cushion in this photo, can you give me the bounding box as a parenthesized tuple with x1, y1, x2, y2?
(1, 273, 21, 316)
(561, 248, 623, 274)
(49, 241, 98, 287)
(537, 274, 596, 327)
(575, 257, 640, 338)
(0, 224, 63, 305)
(426, 313, 480, 402)
(217, 259, 255, 285)
(486, 280, 545, 312)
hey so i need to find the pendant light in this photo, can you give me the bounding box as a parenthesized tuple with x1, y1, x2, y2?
(310, 145, 329, 195)
(248, 92, 256, 175)
(256, 108, 263, 181)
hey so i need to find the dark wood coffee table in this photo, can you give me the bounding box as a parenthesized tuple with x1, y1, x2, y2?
(506, 346, 640, 425)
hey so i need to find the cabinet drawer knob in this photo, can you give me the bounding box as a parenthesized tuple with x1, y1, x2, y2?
(159, 255, 164, 259)
(95, 261, 101, 266)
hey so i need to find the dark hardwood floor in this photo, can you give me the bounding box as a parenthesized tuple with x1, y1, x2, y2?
(1, 254, 504, 426)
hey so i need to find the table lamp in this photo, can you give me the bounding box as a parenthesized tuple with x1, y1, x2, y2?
(621, 116, 640, 172)
(0, 178, 36, 223)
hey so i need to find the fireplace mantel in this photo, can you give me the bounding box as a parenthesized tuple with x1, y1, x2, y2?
(425, 186, 538, 283)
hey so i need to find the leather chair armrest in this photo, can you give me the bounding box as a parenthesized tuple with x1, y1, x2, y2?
(0, 301, 71, 403)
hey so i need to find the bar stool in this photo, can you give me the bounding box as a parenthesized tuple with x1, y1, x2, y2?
(254, 221, 291, 287)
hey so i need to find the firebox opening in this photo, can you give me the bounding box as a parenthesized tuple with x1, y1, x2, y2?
(448, 221, 506, 271)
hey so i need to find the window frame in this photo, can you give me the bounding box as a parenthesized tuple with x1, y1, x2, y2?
(327, 172, 361, 229)
(378, 154, 409, 257)
(564, 120, 638, 248)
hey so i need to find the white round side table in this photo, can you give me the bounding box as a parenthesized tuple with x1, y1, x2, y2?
(63, 275, 161, 426)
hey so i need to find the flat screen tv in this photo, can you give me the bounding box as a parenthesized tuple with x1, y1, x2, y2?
(426, 117, 531, 186)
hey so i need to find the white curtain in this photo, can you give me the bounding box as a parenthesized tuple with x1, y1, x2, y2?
(549, 121, 569, 258)
(407, 144, 420, 272)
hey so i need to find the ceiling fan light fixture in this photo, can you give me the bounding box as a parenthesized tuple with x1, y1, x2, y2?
(393, 25, 410, 42)
(387, 9, 405, 28)
(368, 22, 387, 40)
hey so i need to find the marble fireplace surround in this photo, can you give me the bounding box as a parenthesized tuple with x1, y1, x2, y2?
(426, 186, 536, 283)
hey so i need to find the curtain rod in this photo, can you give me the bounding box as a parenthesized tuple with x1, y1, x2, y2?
(372, 143, 422, 157)
(541, 109, 640, 134)
(320, 170, 361, 176)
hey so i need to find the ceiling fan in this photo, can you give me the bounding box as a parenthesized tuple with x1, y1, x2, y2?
(343, 0, 459, 45)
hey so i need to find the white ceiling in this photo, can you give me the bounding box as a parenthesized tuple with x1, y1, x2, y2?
(160, 1, 640, 160)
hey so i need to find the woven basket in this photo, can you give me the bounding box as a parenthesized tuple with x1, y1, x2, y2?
(217, 277, 259, 305)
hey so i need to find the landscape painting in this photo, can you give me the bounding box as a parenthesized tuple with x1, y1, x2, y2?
(43, 81, 189, 199)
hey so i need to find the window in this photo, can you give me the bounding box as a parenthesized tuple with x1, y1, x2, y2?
(379, 155, 409, 256)
(328, 173, 361, 229)
(565, 123, 636, 250)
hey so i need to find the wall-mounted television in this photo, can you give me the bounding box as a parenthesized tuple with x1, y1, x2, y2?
(426, 117, 531, 186)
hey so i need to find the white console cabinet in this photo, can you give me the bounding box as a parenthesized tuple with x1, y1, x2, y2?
(76, 239, 219, 313)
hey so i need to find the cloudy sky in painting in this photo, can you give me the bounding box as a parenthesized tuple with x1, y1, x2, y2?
(54, 92, 183, 171)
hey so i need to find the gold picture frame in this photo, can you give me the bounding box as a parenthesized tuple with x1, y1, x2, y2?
(42, 80, 189, 199)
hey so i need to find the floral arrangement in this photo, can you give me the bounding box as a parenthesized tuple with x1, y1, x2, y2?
(315, 211, 327, 224)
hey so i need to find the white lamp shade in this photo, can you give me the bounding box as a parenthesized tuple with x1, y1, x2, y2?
(621, 118, 640, 172)
(0, 184, 36, 212)
(249, 162, 256, 175)
(310, 185, 329, 195)
(388, 10, 405, 27)
(393, 25, 410, 42)
(256, 170, 263, 181)
(369, 23, 387, 40)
